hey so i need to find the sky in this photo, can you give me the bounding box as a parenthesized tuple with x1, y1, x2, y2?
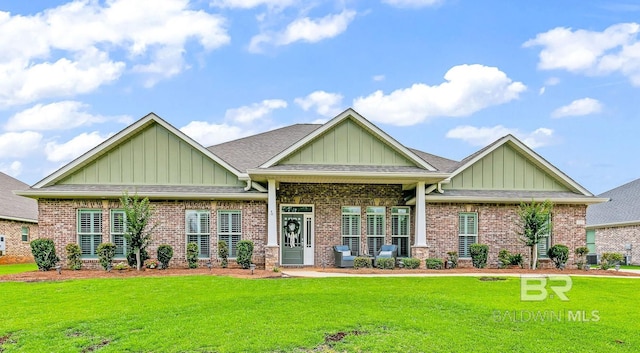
(0, 0, 639, 195)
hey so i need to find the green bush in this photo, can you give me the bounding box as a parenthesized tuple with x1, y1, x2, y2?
(186, 242, 199, 269)
(126, 248, 150, 268)
(353, 256, 372, 269)
(498, 249, 524, 268)
(469, 244, 489, 269)
(510, 253, 524, 267)
(547, 244, 569, 269)
(96, 242, 116, 271)
(30, 238, 59, 271)
(157, 244, 173, 269)
(600, 252, 624, 270)
(401, 257, 421, 269)
(217, 241, 229, 268)
(446, 251, 458, 268)
(236, 240, 254, 269)
(113, 262, 129, 270)
(574, 246, 589, 269)
(425, 258, 443, 270)
(376, 257, 395, 269)
(65, 243, 82, 270)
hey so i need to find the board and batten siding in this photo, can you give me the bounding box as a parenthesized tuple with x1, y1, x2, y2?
(59, 123, 244, 187)
(281, 118, 415, 166)
(445, 144, 570, 191)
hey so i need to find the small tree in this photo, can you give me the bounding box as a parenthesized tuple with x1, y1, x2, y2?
(65, 243, 82, 270)
(575, 246, 589, 269)
(120, 192, 158, 271)
(547, 244, 569, 269)
(446, 251, 458, 269)
(186, 242, 199, 269)
(157, 244, 174, 269)
(97, 242, 116, 271)
(517, 200, 553, 270)
(469, 244, 488, 268)
(30, 238, 59, 271)
(236, 240, 254, 269)
(218, 241, 229, 268)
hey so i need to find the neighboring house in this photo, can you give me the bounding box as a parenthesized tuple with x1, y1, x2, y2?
(586, 178, 640, 265)
(0, 172, 38, 264)
(18, 109, 605, 269)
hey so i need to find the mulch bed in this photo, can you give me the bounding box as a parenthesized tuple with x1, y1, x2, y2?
(303, 266, 640, 277)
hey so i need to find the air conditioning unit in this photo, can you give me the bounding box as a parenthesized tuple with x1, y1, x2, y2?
(586, 254, 598, 265)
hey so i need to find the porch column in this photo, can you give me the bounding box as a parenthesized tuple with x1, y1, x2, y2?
(414, 181, 427, 246)
(264, 179, 280, 269)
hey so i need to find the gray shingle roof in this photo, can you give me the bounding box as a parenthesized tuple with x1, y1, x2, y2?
(207, 124, 322, 172)
(408, 148, 459, 172)
(586, 178, 640, 226)
(0, 172, 37, 222)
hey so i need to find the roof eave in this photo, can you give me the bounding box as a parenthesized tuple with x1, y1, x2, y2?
(586, 220, 640, 229)
(15, 190, 267, 201)
(406, 195, 609, 205)
(0, 215, 38, 223)
(247, 169, 450, 184)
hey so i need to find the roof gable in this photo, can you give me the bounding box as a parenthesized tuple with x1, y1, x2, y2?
(260, 108, 437, 171)
(587, 178, 640, 226)
(445, 135, 592, 195)
(35, 113, 245, 188)
(0, 172, 37, 222)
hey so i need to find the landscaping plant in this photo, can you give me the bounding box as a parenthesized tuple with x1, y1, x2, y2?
(600, 252, 624, 270)
(120, 191, 158, 271)
(217, 240, 229, 268)
(401, 257, 421, 269)
(425, 258, 444, 270)
(354, 256, 372, 269)
(547, 244, 569, 269)
(96, 242, 116, 271)
(446, 251, 458, 268)
(517, 199, 553, 270)
(186, 242, 199, 269)
(127, 247, 150, 268)
(574, 246, 589, 269)
(469, 243, 489, 268)
(157, 244, 173, 269)
(65, 243, 82, 270)
(30, 238, 59, 271)
(375, 257, 395, 269)
(236, 240, 254, 269)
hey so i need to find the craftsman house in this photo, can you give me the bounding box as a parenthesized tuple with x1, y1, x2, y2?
(0, 172, 38, 264)
(18, 108, 605, 268)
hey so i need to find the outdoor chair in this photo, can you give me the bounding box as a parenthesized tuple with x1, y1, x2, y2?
(333, 245, 355, 268)
(374, 244, 398, 265)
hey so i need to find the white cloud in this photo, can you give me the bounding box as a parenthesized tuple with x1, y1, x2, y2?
(0, 161, 23, 178)
(353, 64, 526, 126)
(249, 10, 357, 52)
(0, 131, 42, 158)
(225, 99, 288, 124)
(45, 132, 110, 163)
(0, 0, 229, 107)
(551, 98, 603, 118)
(180, 121, 248, 147)
(524, 23, 640, 85)
(382, 0, 443, 8)
(295, 91, 344, 117)
(373, 75, 386, 82)
(5, 101, 131, 131)
(446, 125, 554, 149)
(539, 77, 560, 95)
(210, 0, 295, 9)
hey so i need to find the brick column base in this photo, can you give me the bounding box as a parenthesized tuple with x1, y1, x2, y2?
(265, 245, 280, 270)
(411, 246, 429, 267)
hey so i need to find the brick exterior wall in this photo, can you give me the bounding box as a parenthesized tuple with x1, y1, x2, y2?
(38, 199, 266, 270)
(0, 219, 38, 264)
(595, 225, 639, 265)
(426, 203, 587, 268)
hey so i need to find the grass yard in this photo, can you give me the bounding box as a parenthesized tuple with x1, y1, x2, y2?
(0, 275, 638, 352)
(0, 263, 37, 275)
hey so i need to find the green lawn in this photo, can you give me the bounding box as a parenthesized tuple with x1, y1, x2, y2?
(0, 263, 37, 275)
(0, 275, 638, 352)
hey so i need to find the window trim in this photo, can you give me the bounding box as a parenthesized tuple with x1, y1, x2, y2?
(538, 214, 552, 259)
(186, 210, 211, 259)
(218, 210, 242, 259)
(21, 226, 29, 242)
(77, 209, 103, 258)
(366, 206, 385, 255)
(391, 207, 410, 258)
(458, 212, 478, 259)
(110, 209, 128, 258)
(341, 206, 361, 255)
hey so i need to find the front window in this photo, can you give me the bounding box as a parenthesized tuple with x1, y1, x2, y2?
(366, 206, 385, 255)
(78, 209, 102, 257)
(21, 226, 29, 242)
(218, 210, 242, 258)
(186, 210, 210, 258)
(111, 210, 128, 257)
(341, 206, 361, 255)
(391, 207, 410, 258)
(458, 212, 477, 258)
(538, 214, 552, 259)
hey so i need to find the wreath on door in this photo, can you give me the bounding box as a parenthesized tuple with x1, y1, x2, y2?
(284, 219, 301, 248)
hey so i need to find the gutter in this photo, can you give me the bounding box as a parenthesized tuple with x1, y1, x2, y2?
(15, 190, 268, 201)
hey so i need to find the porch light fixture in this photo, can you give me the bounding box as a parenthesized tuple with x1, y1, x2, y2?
(615, 264, 621, 271)
(250, 263, 256, 275)
(55, 265, 62, 275)
(446, 260, 452, 269)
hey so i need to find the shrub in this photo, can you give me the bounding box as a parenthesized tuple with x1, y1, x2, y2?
(65, 243, 82, 270)
(547, 244, 569, 269)
(157, 244, 173, 269)
(574, 246, 589, 270)
(353, 256, 372, 269)
(425, 258, 444, 270)
(96, 242, 116, 271)
(600, 252, 624, 270)
(217, 241, 229, 268)
(113, 262, 129, 270)
(376, 257, 395, 269)
(144, 259, 159, 269)
(509, 253, 524, 267)
(498, 249, 524, 268)
(30, 238, 59, 271)
(126, 247, 150, 268)
(469, 244, 489, 268)
(402, 257, 421, 269)
(236, 240, 254, 269)
(446, 251, 458, 268)
(186, 242, 199, 269)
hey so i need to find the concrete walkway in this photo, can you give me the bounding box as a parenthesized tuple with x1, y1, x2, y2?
(281, 269, 640, 279)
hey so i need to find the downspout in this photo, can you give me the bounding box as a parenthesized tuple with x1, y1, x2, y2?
(244, 179, 252, 191)
(437, 182, 444, 193)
